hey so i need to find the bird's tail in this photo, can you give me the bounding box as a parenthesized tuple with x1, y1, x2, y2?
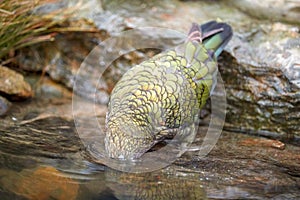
(187, 21, 233, 58)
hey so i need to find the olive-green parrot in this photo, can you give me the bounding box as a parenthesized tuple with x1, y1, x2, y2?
(105, 21, 232, 160)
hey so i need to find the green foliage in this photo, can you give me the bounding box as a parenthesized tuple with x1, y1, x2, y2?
(0, 0, 93, 62)
(1, 0, 44, 60)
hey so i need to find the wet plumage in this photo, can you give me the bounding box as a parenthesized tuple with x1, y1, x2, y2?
(105, 21, 232, 160)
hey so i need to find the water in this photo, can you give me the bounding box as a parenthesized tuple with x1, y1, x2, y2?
(0, 100, 209, 200)
(0, 100, 299, 199)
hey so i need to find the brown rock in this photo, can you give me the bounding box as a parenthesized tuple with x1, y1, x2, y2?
(0, 166, 79, 200)
(0, 65, 33, 100)
(239, 138, 286, 150)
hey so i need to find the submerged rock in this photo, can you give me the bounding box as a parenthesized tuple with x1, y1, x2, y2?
(0, 166, 79, 200)
(105, 169, 207, 200)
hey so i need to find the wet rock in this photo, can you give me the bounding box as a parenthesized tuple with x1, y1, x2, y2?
(0, 117, 82, 158)
(0, 96, 11, 116)
(219, 22, 300, 142)
(174, 131, 300, 199)
(0, 65, 33, 100)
